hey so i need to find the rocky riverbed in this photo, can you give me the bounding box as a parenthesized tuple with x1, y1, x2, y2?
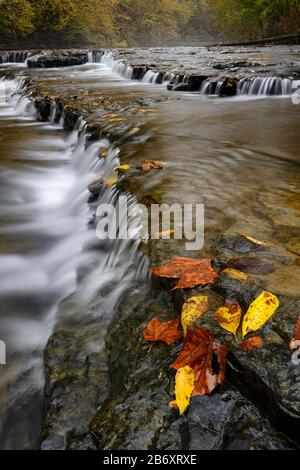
(0, 47, 300, 450)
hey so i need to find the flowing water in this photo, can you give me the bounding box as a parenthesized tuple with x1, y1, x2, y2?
(0, 50, 299, 449)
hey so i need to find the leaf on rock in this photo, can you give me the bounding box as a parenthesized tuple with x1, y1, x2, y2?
(225, 257, 275, 275)
(104, 177, 118, 187)
(222, 268, 248, 281)
(116, 164, 131, 172)
(175, 366, 195, 414)
(192, 339, 228, 396)
(181, 296, 209, 334)
(240, 336, 264, 351)
(242, 291, 279, 337)
(99, 150, 108, 158)
(290, 318, 300, 352)
(240, 234, 270, 247)
(151, 258, 218, 290)
(143, 317, 183, 345)
(137, 160, 165, 172)
(109, 117, 126, 123)
(172, 325, 211, 370)
(215, 299, 242, 337)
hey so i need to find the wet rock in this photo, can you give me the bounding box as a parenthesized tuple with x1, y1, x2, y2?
(218, 78, 238, 96)
(27, 50, 88, 68)
(87, 283, 298, 450)
(41, 293, 111, 450)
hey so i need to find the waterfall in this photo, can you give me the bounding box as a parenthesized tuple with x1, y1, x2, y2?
(0, 51, 33, 66)
(141, 70, 160, 84)
(238, 76, 294, 96)
(199, 78, 225, 95)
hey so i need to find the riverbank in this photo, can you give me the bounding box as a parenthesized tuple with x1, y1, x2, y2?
(0, 50, 300, 450)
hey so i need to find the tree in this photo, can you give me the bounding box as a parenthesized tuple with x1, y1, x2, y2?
(0, 0, 33, 39)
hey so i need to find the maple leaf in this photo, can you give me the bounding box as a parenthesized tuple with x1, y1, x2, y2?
(151, 258, 218, 290)
(181, 296, 209, 334)
(242, 291, 279, 337)
(290, 318, 300, 352)
(143, 317, 183, 345)
(215, 299, 242, 337)
(240, 336, 264, 351)
(137, 160, 165, 172)
(172, 325, 228, 397)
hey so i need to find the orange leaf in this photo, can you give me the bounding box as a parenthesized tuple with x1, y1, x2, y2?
(240, 336, 264, 351)
(137, 160, 165, 172)
(290, 318, 300, 352)
(143, 317, 183, 346)
(151, 258, 218, 290)
(172, 325, 211, 370)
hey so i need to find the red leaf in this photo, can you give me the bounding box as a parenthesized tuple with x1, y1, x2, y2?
(137, 160, 165, 172)
(143, 317, 183, 346)
(151, 258, 218, 290)
(290, 318, 300, 352)
(172, 325, 228, 396)
(240, 336, 264, 351)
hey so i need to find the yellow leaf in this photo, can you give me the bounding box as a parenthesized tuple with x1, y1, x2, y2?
(104, 177, 118, 187)
(116, 164, 131, 172)
(222, 268, 248, 281)
(241, 234, 270, 247)
(175, 366, 195, 415)
(216, 300, 242, 337)
(99, 150, 108, 158)
(109, 117, 126, 123)
(181, 296, 209, 334)
(242, 291, 279, 337)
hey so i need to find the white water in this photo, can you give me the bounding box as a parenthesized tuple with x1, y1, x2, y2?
(0, 73, 149, 448)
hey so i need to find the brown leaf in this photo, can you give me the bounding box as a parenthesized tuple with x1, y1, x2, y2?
(225, 257, 275, 275)
(240, 336, 264, 351)
(137, 160, 165, 172)
(143, 317, 183, 346)
(151, 258, 218, 290)
(290, 318, 300, 352)
(172, 325, 211, 370)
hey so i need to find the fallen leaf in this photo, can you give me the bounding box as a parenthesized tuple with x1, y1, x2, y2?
(151, 258, 218, 290)
(193, 340, 228, 396)
(168, 400, 178, 410)
(137, 160, 165, 172)
(225, 257, 275, 275)
(99, 150, 108, 158)
(143, 317, 183, 345)
(290, 318, 300, 352)
(240, 336, 264, 351)
(109, 117, 126, 123)
(116, 164, 131, 172)
(242, 291, 279, 337)
(181, 296, 209, 333)
(241, 234, 270, 247)
(175, 366, 195, 414)
(215, 299, 242, 337)
(104, 177, 118, 187)
(172, 325, 211, 370)
(222, 268, 248, 281)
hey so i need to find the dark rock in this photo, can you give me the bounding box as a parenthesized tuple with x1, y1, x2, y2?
(27, 51, 88, 69)
(218, 78, 238, 96)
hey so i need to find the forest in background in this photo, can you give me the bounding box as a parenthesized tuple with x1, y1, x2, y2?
(0, 0, 299, 47)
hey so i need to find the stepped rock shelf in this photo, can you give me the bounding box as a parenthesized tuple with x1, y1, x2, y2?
(1, 45, 300, 95)
(0, 46, 300, 450)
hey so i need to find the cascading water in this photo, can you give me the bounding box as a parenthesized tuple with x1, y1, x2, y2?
(238, 76, 294, 96)
(89, 51, 133, 79)
(0, 76, 148, 449)
(0, 51, 33, 66)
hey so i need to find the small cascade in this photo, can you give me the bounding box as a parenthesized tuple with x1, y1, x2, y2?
(141, 70, 160, 84)
(199, 78, 225, 95)
(0, 51, 33, 65)
(238, 76, 294, 96)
